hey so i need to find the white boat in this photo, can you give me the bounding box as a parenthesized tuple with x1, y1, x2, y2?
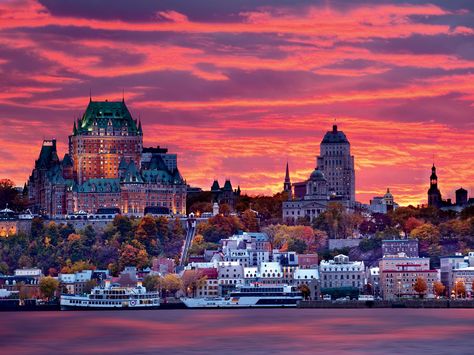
(181, 284, 303, 308)
(60, 283, 160, 310)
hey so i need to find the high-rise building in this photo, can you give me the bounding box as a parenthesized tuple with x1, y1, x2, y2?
(28, 98, 187, 216)
(282, 124, 356, 222)
(316, 124, 355, 204)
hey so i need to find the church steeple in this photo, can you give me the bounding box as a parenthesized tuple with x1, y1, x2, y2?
(284, 162, 292, 199)
(428, 164, 442, 208)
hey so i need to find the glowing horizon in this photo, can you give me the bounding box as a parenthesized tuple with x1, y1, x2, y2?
(1, 0, 473, 206)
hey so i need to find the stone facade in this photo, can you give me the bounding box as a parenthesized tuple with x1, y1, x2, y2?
(317, 125, 355, 204)
(27, 99, 187, 217)
(283, 124, 355, 222)
(319, 254, 365, 290)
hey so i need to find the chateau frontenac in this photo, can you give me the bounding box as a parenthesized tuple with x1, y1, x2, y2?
(27, 98, 187, 216)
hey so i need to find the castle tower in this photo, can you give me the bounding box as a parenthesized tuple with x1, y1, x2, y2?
(427, 164, 442, 208)
(69, 99, 143, 183)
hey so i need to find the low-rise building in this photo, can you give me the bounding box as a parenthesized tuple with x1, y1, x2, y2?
(217, 261, 244, 295)
(319, 254, 365, 290)
(382, 239, 419, 257)
(379, 253, 437, 300)
(440, 254, 468, 293)
(452, 267, 474, 297)
(195, 268, 219, 298)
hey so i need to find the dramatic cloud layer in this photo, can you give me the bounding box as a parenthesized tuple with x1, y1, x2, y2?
(0, 0, 473, 205)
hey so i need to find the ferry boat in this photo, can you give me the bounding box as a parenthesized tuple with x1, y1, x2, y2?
(181, 284, 303, 308)
(60, 282, 160, 310)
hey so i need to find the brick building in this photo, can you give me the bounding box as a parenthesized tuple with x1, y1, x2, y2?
(27, 98, 187, 216)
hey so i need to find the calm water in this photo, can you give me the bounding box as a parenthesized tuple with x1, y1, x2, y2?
(1, 309, 474, 354)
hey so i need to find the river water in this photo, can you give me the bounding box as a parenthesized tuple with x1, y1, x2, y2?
(1, 309, 473, 354)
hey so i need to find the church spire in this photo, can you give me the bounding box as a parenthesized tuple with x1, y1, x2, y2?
(284, 162, 292, 199)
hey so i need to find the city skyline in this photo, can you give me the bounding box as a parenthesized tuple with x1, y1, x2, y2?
(1, 0, 474, 205)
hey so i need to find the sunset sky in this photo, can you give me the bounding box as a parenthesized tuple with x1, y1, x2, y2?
(1, 0, 473, 206)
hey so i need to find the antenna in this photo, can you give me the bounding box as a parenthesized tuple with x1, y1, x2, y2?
(122, 88, 125, 102)
(89, 88, 92, 102)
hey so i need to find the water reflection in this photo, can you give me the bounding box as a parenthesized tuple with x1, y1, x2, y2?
(1, 309, 473, 354)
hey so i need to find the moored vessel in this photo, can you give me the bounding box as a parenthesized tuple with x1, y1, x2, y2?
(60, 282, 160, 310)
(181, 284, 302, 308)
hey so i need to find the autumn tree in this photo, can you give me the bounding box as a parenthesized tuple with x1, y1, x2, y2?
(241, 209, 259, 232)
(162, 273, 183, 298)
(197, 215, 244, 243)
(405, 217, 423, 235)
(433, 281, 445, 298)
(298, 284, 311, 300)
(39, 276, 59, 301)
(410, 223, 440, 255)
(119, 244, 149, 269)
(0, 179, 26, 211)
(413, 277, 428, 298)
(219, 203, 231, 216)
(181, 269, 207, 297)
(136, 215, 160, 255)
(454, 280, 466, 298)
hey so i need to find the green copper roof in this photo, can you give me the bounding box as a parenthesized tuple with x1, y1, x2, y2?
(75, 178, 121, 193)
(75, 100, 140, 135)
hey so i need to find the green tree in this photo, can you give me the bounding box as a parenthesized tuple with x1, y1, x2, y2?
(0, 261, 8, 275)
(287, 238, 307, 254)
(143, 274, 162, 292)
(39, 276, 59, 301)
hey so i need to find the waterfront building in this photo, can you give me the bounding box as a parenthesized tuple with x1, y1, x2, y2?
(217, 261, 244, 295)
(27, 98, 187, 217)
(319, 254, 365, 291)
(367, 267, 380, 297)
(379, 253, 437, 300)
(59, 270, 93, 295)
(440, 253, 472, 294)
(191, 268, 219, 298)
(452, 267, 474, 297)
(382, 239, 419, 257)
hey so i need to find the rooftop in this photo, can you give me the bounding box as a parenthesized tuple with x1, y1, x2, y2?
(321, 124, 349, 144)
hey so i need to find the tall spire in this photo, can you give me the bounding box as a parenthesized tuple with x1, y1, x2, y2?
(89, 88, 92, 102)
(284, 162, 292, 199)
